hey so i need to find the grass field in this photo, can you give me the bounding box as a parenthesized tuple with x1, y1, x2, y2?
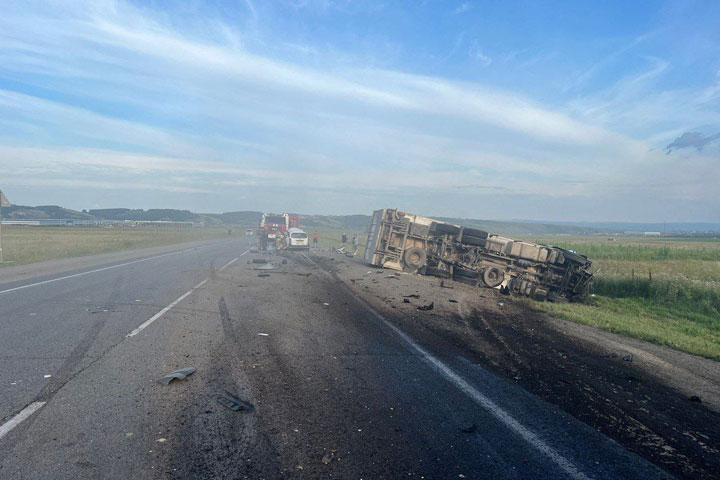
(0, 226, 231, 267)
(521, 235, 720, 359)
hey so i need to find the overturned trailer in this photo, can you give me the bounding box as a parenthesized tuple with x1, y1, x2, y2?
(364, 209, 593, 301)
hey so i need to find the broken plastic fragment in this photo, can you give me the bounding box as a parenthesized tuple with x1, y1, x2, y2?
(417, 302, 434, 311)
(157, 367, 196, 386)
(217, 393, 254, 412)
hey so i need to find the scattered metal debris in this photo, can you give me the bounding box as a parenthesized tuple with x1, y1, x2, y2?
(258, 333, 269, 336)
(254, 263, 277, 270)
(217, 393, 254, 412)
(157, 367, 196, 386)
(417, 302, 434, 311)
(460, 423, 477, 434)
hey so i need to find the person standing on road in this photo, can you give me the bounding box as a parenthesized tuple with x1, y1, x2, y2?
(313, 231, 319, 246)
(352, 234, 359, 255)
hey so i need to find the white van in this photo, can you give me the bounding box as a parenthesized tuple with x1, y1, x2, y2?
(285, 228, 310, 250)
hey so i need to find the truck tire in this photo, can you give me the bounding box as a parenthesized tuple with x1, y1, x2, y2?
(463, 228, 488, 239)
(460, 235, 486, 247)
(482, 267, 505, 288)
(403, 247, 427, 271)
(431, 222, 460, 235)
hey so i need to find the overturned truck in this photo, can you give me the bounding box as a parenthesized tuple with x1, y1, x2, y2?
(364, 209, 593, 301)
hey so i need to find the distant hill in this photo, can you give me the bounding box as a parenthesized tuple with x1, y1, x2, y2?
(3, 205, 95, 220)
(4, 204, 716, 235)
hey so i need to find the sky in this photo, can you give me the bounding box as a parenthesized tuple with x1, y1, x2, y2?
(0, 0, 719, 222)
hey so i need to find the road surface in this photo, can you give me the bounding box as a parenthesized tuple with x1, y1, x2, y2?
(0, 237, 672, 479)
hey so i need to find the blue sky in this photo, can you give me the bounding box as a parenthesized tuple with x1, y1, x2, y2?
(1, 0, 719, 221)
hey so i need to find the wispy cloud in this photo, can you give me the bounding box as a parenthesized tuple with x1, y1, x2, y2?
(0, 0, 718, 221)
(666, 131, 720, 153)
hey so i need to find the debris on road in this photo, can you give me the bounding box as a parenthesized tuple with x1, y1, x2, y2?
(157, 367, 196, 386)
(460, 423, 477, 434)
(252, 259, 268, 264)
(257, 333, 269, 336)
(623, 354, 634, 362)
(403, 298, 410, 303)
(417, 302, 434, 311)
(217, 392, 254, 412)
(448, 299, 458, 303)
(254, 263, 277, 270)
(258, 273, 270, 277)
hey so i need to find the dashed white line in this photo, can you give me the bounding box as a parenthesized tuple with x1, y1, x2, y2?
(219, 249, 248, 272)
(126, 277, 209, 337)
(0, 402, 46, 440)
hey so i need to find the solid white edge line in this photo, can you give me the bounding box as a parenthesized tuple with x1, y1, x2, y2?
(373, 307, 592, 480)
(0, 402, 46, 440)
(127, 277, 208, 337)
(0, 240, 238, 295)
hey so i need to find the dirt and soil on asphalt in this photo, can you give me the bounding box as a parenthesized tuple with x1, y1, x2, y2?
(308, 248, 720, 480)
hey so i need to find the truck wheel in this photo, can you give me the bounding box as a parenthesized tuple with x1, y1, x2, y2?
(431, 222, 460, 235)
(403, 247, 427, 271)
(460, 235, 486, 247)
(463, 228, 488, 239)
(482, 267, 505, 288)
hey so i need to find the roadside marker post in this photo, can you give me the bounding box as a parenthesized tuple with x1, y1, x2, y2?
(0, 189, 10, 262)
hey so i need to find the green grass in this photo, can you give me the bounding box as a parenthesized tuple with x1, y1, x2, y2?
(0, 226, 230, 267)
(523, 236, 720, 359)
(306, 227, 368, 256)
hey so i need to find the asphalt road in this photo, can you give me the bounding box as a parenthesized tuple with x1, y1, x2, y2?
(0, 238, 673, 479)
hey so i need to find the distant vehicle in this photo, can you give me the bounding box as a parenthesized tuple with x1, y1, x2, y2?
(284, 228, 310, 250)
(259, 212, 300, 240)
(245, 229, 254, 236)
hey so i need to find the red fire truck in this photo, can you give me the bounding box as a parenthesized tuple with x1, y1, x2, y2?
(259, 213, 300, 248)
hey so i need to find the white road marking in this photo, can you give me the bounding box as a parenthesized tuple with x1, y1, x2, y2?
(0, 402, 46, 440)
(126, 278, 209, 337)
(302, 253, 591, 480)
(0, 248, 188, 295)
(376, 306, 592, 480)
(219, 249, 248, 272)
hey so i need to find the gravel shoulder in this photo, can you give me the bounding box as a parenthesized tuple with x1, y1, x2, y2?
(309, 248, 720, 480)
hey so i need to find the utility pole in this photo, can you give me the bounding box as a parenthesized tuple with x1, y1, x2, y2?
(0, 189, 11, 263)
